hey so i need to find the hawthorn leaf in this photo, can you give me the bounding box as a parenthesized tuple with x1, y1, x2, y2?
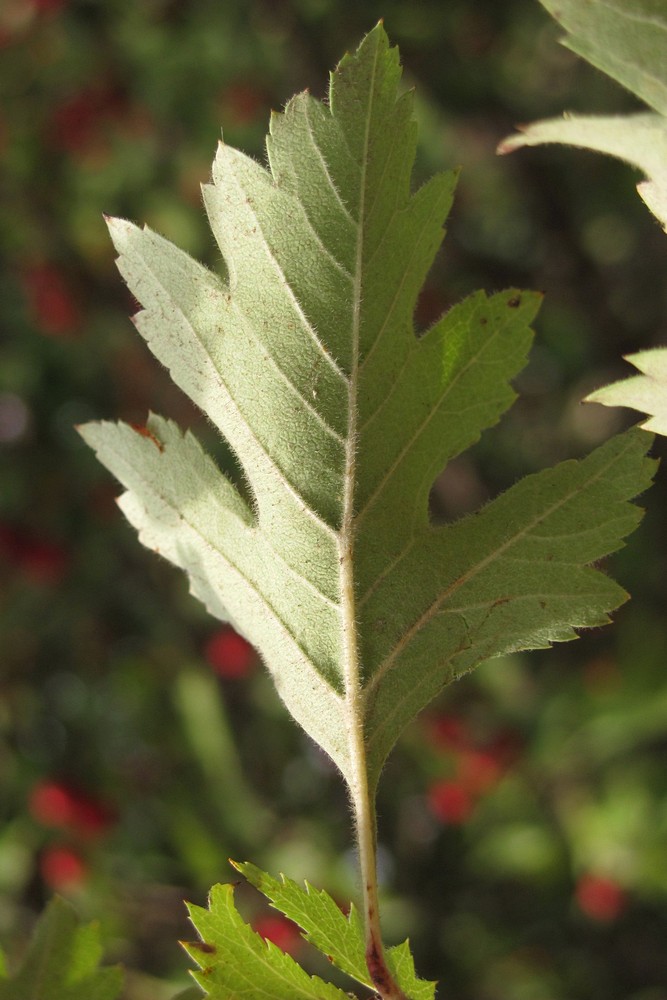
(183, 883, 350, 999)
(587, 348, 667, 435)
(498, 0, 667, 230)
(536, 0, 667, 115)
(0, 897, 122, 1000)
(80, 24, 654, 797)
(233, 861, 436, 1000)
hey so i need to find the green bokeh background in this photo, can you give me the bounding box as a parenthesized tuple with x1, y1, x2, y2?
(1, 1, 667, 997)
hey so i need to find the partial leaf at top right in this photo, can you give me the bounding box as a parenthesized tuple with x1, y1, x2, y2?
(499, 0, 667, 231)
(587, 348, 667, 436)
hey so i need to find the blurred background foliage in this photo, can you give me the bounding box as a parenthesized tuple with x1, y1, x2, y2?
(1, 0, 667, 997)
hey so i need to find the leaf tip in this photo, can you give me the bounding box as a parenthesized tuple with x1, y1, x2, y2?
(104, 214, 126, 235)
(496, 128, 527, 155)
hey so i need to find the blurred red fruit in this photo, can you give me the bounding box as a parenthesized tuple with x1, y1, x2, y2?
(22, 263, 82, 337)
(575, 874, 627, 922)
(20, 539, 69, 584)
(253, 914, 301, 955)
(0, 523, 69, 584)
(456, 749, 503, 795)
(29, 781, 114, 838)
(29, 782, 76, 828)
(40, 847, 86, 890)
(427, 780, 474, 825)
(425, 713, 471, 752)
(71, 797, 114, 837)
(49, 86, 124, 154)
(204, 628, 255, 679)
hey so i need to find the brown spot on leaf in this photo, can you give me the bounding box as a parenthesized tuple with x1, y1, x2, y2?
(189, 941, 217, 954)
(507, 296, 521, 308)
(130, 423, 164, 451)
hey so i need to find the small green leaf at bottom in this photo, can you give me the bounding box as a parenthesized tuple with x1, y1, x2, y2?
(185, 868, 436, 1000)
(233, 861, 435, 1000)
(0, 897, 122, 1000)
(184, 883, 352, 999)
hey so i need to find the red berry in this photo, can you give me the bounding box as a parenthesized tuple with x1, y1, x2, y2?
(0, 524, 69, 585)
(29, 781, 114, 838)
(20, 538, 69, 584)
(40, 847, 86, 890)
(456, 749, 503, 795)
(29, 782, 77, 828)
(427, 780, 474, 825)
(575, 874, 626, 922)
(22, 263, 81, 337)
(204, 628, 255, 679)
(253, 914, 301, 955)
(425, 714, 471, 752)
(48, 86, 124, 154)
(70, 796, 114, 838)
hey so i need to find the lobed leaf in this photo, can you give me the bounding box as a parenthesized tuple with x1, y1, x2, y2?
(186, 866, 435, 1000)
(81, 24, 655, 797)
(498, 0, 667, 230)
(586, 348, 667, 436)
(0, 897, 122, 1000)
(183, 884, 350, 999)
(232, 861, 370, 986)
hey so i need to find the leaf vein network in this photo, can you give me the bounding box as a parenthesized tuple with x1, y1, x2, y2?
(303, 99, 359, 228)
(133, 256, 340, 539)
(226, 163, 350, 386)
(229, 296, 346, 446)
(355, 315, 509, 528)
(364, 435, 634, 696)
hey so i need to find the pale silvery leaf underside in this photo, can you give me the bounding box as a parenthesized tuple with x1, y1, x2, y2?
(81, 25, 654, 793)
(587, 348, 667, 436)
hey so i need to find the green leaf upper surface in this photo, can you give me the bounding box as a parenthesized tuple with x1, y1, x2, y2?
(184, 884, 350, 999)
(499, 0, 667, 230)
(81, 25, 654, 792)
(234, 861, 435, 1000)
(232, 861, 370, 987)
(587, 348, 667, 436)
(0, 897, 122, 1000)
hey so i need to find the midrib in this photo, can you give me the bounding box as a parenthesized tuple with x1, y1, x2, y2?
(339, 45, 378, 800)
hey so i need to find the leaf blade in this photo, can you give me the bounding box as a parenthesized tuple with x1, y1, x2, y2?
(540, 0, 667, 115)
(362, 427, 655, 785)
(232, 861, 370, 986)
(184, 884, 351, 1000)
(587, 348, 667, 435)
(499, 112, 667, 232)
(0, 897, 122, 1000)
(232, 861, 436, 1000)
(83, 22, 654, 799)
